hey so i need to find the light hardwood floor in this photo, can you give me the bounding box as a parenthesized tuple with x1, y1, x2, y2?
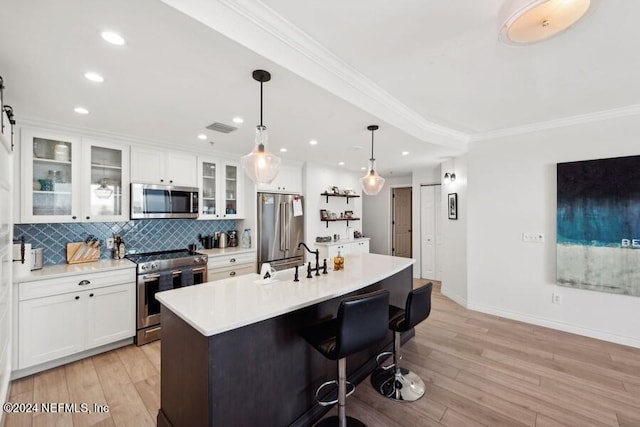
(5, 280, 640, 427)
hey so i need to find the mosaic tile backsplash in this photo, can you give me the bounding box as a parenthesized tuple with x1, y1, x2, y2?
(14, 219, 237, 265)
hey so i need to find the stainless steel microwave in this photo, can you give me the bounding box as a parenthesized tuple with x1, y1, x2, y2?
(130, 183, 199, 219)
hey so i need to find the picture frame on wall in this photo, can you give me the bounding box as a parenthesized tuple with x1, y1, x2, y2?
(448, 193, 458, 220)
(320, 209, 329, 220)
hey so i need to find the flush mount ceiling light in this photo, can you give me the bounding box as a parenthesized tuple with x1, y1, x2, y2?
(309, 139, 318, 145)
(232, 116, 244, 124)
(500, 0, 590, 44)
(197, 134, 207, 140)
(74, 106, 89, 115)
(359, 125, 385, 196)
(241, 70, 281, 184)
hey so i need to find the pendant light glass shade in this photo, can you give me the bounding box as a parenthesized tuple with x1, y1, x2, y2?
(241, 125, 281, 184)
(94, 178, 113, 199)
(360, 125, 385, 196)
(360, 159, 385, 195)
(241, 70, 281, 184)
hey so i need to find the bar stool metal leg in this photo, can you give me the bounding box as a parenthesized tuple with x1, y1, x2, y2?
(315, 358, 365, 427)
(371, 331, 425, 402)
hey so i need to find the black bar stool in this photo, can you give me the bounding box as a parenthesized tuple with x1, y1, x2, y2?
(300, 289, 390, 427)
(370, 283, 432, 402)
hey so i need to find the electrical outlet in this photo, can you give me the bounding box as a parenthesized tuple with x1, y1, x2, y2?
(552, 293, 562, 304)
(106, 238, 114, 249)
(523, 232, 544, 243)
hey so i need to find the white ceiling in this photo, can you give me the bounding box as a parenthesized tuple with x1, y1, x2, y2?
(1, 0, 638, 175)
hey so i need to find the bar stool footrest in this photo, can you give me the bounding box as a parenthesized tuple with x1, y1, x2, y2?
(315, 415, 366, 427)
(375, 351, 395, 370)
(315, 379, 355, 406)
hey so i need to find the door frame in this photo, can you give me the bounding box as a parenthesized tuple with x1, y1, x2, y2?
(390, 186, 412, 257)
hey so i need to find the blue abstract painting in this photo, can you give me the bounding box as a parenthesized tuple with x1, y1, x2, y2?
(557, 155, 640, 296)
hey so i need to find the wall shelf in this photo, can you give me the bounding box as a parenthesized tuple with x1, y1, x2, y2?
(321, 218, 360, 228)
(320, 192, 360, 204)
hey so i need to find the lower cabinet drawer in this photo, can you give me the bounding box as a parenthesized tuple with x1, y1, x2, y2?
(207, 263, 255, 282)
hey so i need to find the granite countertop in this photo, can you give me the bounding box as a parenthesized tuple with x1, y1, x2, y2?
(14, 258, 136, 283)
(313, 237, 370, 246)
(155, 252, 414, 337)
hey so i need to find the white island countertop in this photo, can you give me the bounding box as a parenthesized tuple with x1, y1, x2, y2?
(155, 252, 414, 337)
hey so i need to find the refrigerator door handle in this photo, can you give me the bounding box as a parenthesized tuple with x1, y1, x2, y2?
(285, 203, 290, 251)
(279, 202, 286, 252)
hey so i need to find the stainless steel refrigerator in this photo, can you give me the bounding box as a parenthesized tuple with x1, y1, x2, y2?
(257, 193, 304, 271)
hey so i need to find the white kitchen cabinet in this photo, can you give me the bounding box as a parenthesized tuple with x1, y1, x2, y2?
(21, 128, 82, 223)
(198, 157, 244, 219)
(131, 146, 197, 187)
(17, 270, 135, 369)
(20, 129, 130, 223)
(81, 139, 130, 222)
(316, 238, 370, 263)
(86, 283, 135, 349)
(257, 162, 302, 194)
(207, 251, 256, 280)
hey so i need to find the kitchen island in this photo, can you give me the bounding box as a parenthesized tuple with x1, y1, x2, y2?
(156, 253, 414, 427)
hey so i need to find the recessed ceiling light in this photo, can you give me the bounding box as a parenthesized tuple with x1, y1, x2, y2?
(101, 31, 126, 46)
(84, 72, 104, 83)
(198, 134, 207, 140)
(361, 166, 367, 170)
(309, 139, 318, 145)
(338, 162, 345, 166)
(74, 107, 89, 115)
(402, 151, 409, 156)
(279, 148, 288, 153)
(232, 116, 244, 124)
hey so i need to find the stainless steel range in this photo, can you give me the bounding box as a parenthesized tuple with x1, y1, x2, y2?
(127, 249, 208, 345)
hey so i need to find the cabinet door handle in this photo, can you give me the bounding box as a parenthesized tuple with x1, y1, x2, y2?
(170, 180, 173, 184)
(160, 179, 164, 183)
(230, 258, 236, 263)
(229, 271, 236, 276)
(75, 296, 80, 300)
(89, 293, 94, 297)
(86, 216, 90, 220)
(78, 280, 90, 286)
(72, 216, 77, 220)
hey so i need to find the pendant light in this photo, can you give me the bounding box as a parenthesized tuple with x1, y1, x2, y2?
(241, 69, 281, 184)
(360, 125, 385, 195)
(94, 161, 113, 199)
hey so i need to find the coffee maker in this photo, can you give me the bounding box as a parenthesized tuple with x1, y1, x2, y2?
(228, 230, 238, 247)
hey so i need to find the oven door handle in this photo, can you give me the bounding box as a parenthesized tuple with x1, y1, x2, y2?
(141, 266, 206, 281)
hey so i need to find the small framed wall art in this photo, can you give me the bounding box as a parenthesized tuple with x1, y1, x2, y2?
(320, 209, 329, 220)
(448, 193, 458, 220)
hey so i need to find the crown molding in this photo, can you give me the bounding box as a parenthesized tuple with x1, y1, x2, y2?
(470, 104, 640, 143)
(162, 0, 469, 150)
(15, 115, 241, 160)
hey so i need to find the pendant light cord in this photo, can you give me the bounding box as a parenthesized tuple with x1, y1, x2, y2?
(259, 81, 263, 127)
(370, 129, 375, 161)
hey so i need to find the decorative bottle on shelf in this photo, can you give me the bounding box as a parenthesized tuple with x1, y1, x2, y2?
(241, 228, 251, 248)
(333, 251, 344, 271)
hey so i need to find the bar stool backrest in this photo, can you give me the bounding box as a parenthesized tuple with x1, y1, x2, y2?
(335, 289, 390, 359)
(405, 283, 433, 329)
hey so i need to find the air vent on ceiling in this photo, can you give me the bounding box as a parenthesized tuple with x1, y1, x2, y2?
(206, 122, 237, 133)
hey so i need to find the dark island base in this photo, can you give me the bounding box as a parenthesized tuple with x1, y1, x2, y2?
(158, 266, 413, 427)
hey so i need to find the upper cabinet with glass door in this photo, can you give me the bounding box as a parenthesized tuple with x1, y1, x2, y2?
(197, 157, 243, 219)
(82, 139, 130, 222)
(20, 129, 130, 223)
(21, 129, 81, 223)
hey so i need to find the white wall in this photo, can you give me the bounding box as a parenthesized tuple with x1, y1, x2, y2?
(441, 157, 468, 305)
(303, 162, 362, 255)
(467, 116, 640, 348)
(411, 166, 441, 277)
(362, 175, 412, 255)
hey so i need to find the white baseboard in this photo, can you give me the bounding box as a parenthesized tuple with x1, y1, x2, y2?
(10, 338, 134, 380)
(440, 287, 468, 308)
(466, 302, 640, 349)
